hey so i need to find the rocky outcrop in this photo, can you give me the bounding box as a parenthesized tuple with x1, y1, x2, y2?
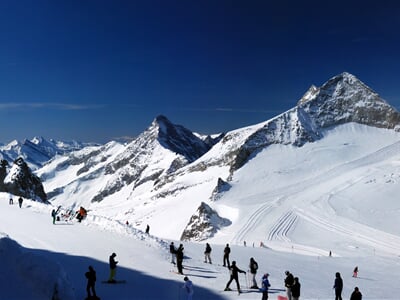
(181, 202, 231, 241)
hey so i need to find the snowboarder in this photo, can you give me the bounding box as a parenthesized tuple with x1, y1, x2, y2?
(170, 242, 176, 264)
(204, 243, 212, 264)
(249, 257, 259, 288)
(85, 265, 97, 299)
(108, 253, 118, 283)
(145, 224, 150, 234)
(224, 261, 246, 294)
(182, 276, 194, 300)
(353, 266, 358, 278)
(51, 209, 57, 224)
(284, 270, 294, 300)
(260, 273, 270, 300)
(333, 272, 343, 300)
(18, 197, 23, 208)
(291, 276, 301, 300)
(176, 244, 184, 274)
(350, 286, 362, 300)
(223, 243, 231, 267)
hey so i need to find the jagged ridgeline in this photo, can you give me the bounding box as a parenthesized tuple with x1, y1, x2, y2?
(11, 72, 400, 241)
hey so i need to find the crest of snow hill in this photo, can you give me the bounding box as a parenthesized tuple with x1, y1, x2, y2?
(6, 72, 400, 240)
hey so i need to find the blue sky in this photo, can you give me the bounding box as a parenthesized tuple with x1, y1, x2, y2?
(0, 0, 399, 143)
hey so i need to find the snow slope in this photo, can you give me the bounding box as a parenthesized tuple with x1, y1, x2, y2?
(1, 123, 400, 299)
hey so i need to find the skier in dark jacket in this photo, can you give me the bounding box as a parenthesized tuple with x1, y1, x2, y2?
(333, 272, 343, 300)
(223, 244, 231, 267)
(350, 286, 362, 300)
(108, 253, 118, 283)
(204, 243, 212, 264)
(18, 197, 23, 208)
(224, 261, 246, 294)
(291, 277, 301, 300)
(176, 244, 184, 274)
(284, 270, 294, 300)
(85, 265, 97, 299)
(249, 257, 259, 288)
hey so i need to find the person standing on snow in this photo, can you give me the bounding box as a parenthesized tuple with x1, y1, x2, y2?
(224, 261, 246, 294)
(182, 276, 194, 300)
(85, 265, 97, 299)
(145, 224, 150, 234)
(176, 244, 184, 274)
(291, 276, 301, 300)
(260, 273, 270, 300)
(51, 209, 57, 224)
(204, 243, 212, 264)
(18, 197, 23, 208)
(223, 243, 231, 267)
(284, 270, 294, 300)
(350, 286, 362, 300)
(333, 272, 343, 300)
(249, 257, 259, 288)
(108, 253, 118, 283)
(170, 242, 176, 264)
(353, 266, 358, 278)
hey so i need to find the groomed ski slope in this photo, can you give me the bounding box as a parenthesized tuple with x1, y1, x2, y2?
(1, 194, 400, 300)
(2, 123, 400, 299)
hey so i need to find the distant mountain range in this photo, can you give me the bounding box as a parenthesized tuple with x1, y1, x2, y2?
(5, 72, 400, 241)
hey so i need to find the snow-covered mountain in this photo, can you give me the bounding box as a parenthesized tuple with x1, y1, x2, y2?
(0, 137, 98, 170)
(1, 72, 400, 299)
(34, 72, 400, 245)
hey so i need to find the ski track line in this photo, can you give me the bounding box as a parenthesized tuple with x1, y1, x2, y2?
(256, 139, 400, 203)
(232, 203, 273, 244)
(299, 209, 400, 256)
(267, 211, 298, 242)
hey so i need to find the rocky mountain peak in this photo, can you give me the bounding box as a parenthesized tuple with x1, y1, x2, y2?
(150, 115, 211, 162)
(297, 72, 400, 129)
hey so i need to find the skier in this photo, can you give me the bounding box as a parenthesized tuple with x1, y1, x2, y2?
(350, 286, 362, 300)
(260, 273, 270, 300)
(284, 270, 294, 300)
(353, 266, 358, 278)
(108, 253, 118, 283)
(170, 242, 176, 264)
(182, 276, 194, 300)
(223, 243, 231, 267)
(204, 243, 212, 264)
(224, 261, 246, 294)
(145, 224, 150, 234)
(333, 272, 343, 300)
(9, 197, 13, 205)
(176, 244, 184, 274)
(85, 265, 97, 299)
(249, 257, 259, 288)
(51, 209, 57, 224)
(291, 276, 301, 300)
(18, 197, 23, 208)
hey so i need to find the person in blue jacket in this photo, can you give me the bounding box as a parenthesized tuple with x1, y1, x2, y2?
(260, 273, 270, 300)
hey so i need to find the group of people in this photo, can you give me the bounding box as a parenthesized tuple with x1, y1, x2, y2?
(334, 271, 363, 300)
(8, 196, 23, 208)
(169, 242, 185, 274)
(284, 270, 301, 300)
(84, 252, 119, 299)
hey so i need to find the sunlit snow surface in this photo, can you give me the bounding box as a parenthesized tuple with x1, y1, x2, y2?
(2, 123, 400, 299)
